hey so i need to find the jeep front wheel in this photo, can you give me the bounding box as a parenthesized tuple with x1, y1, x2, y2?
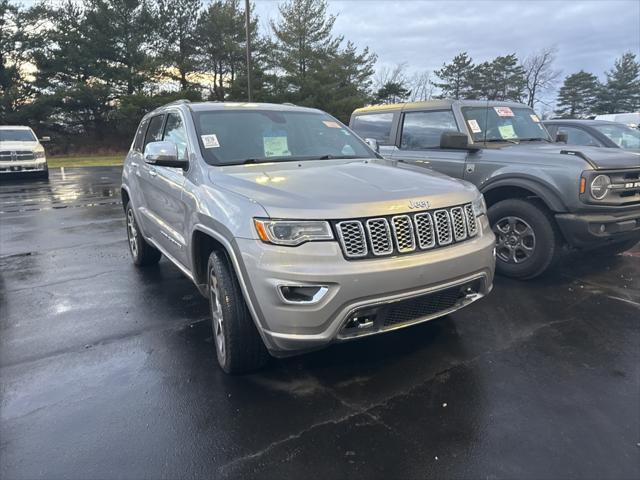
(488, 198, 562, 279)
(207, 250, 269, 374)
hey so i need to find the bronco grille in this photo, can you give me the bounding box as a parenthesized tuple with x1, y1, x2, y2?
(335, 203, 478, 260)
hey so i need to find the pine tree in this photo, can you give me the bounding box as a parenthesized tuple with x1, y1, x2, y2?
(554, 71, 599, 118)
(433, 52, 474, 99)
(157, 0, 202, 91)
(596, 52, 640, 113)
(470, 54, 526, 101)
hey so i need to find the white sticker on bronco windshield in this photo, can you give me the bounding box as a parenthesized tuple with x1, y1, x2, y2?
(494, 106, 514, 117)
(201, 134, 220, 148)
(467, 119, 482, 133)
(530, 114, 540, 123)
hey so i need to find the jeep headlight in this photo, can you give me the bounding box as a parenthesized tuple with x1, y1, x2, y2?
(472, 195, 487, 217)
(590, 174, 610, 200)
(254, 219, 334, 246)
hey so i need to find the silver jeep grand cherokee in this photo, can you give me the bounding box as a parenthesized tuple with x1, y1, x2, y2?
(121, 101, 495, 373)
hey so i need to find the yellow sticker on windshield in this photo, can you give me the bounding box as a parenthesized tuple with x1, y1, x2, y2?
(498, 125, 517, 139)
(264, 136, 290, 157)
(530, 114, 540, 123)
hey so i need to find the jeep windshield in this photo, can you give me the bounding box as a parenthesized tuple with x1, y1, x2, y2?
(461, 106, 551, 144)
(0, 129, 37, 142)
(192, 109, 373, 166)
(593, 123, 640, 150)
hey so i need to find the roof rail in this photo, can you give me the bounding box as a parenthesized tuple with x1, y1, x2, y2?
(163, 99, 191, 107)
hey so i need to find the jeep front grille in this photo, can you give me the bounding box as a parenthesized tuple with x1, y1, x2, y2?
(335, 203, 478, 260)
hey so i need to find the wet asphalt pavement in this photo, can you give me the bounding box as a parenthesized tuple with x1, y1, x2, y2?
(1, 167, 639, 479)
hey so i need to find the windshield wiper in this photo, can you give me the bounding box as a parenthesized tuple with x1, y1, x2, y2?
(484, 138, 519, 144)
(317, 154, 363, 160)
(518, 137, 551, 143)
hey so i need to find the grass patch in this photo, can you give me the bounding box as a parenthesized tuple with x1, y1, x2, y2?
(48, 154, 125, 168)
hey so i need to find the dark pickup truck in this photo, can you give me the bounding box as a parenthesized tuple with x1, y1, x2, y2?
(350, 100, 640, 279)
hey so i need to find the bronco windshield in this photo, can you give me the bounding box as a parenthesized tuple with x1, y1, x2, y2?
(461, 106, 550, 143)
(593, 123, 640, 150)
(0, 129, 36, 142)
(192, 109, 374, 166)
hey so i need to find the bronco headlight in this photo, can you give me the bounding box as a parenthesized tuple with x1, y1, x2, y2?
(590, 174, 610, 200)
(472, 195, 487, 217)
(254, 219, 334, 246)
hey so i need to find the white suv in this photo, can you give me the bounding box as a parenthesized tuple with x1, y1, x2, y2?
(0, 126, 49, 178)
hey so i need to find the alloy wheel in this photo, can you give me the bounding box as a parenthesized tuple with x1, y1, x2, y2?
(493, 216, 536, 264)
(126, 208, 138, 258)
(209, 270, 226, 362)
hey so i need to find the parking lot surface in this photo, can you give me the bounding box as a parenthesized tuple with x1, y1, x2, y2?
(1, 167, 639, 479)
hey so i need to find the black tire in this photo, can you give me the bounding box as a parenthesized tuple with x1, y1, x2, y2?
(207, 250, 269, 374)
(40, 168, 49, 180)
(591, 238, 639, 257)
(488, 198, 562, 279)
(125, 202, 161, 266)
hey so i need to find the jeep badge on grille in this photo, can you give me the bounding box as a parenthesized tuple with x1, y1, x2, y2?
(408, 199, 429, 210)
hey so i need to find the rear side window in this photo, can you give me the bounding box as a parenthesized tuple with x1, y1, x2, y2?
(144, 115, 165, 149)
(351, 113, 394, 144)
(401, 110, 458, 149)
(132, 118, 149, 152)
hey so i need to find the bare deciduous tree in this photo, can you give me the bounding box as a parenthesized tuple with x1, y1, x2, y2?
(408, 71, 434, 101)
(522, 46, 561, 107)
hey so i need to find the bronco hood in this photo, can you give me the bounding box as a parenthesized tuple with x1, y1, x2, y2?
(502, 143, 640, 170)
(211, 158, 479, 219)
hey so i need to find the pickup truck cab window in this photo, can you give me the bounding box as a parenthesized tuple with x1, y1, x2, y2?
(462, 106, 550, 143)
(350, 112, 394, 144)
(400, 110, 458, 149)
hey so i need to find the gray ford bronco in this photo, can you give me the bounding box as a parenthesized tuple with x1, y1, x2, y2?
(351, 100, 640, 279)
(122, 101, 495, 373)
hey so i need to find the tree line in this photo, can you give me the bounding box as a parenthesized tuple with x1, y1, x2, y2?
(1, 0, 376, 153)
(1, 0, 639, 155)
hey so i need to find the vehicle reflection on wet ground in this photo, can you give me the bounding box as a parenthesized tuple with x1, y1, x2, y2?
(1, 167, 638, 479)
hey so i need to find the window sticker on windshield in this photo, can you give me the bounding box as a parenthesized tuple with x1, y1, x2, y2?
(323, 121, 341, 129)
(201, 134, 220, 148)
(498, 125, 517, 139)
(467, 119, 482, 133)
(494, 107, 514, 117)
(263, 136, 290, 157)
(530, 114, 540, 123)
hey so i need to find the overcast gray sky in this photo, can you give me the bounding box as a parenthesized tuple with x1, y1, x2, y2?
(256, 0, 640, 82)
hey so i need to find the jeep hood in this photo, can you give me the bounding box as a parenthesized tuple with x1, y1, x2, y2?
(502, 143, 640, 170)
(211, 159, 479, 219)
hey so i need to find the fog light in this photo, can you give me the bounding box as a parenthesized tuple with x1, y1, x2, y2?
(278, 285, 328, 304)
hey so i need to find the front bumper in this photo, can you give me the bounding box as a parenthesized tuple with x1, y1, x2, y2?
(0, 159, 47, 173)
(555, 208, 640, 248)
(237, 216, 495, 355)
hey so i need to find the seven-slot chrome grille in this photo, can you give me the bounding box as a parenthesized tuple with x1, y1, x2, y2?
(335, 203, 478, 260)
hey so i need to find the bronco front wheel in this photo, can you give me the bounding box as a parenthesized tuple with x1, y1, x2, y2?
(488, 198, 562, 279)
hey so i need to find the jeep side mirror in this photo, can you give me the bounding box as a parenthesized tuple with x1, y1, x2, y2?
(364, 137, 380, 153)
(440, 131, 477, 151)
(144, 141, 188, 169)
(39, 136, 51, 143)
(556, 131, 568, 143)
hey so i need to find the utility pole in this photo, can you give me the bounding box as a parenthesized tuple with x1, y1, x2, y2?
(245, 0, 252, 102)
